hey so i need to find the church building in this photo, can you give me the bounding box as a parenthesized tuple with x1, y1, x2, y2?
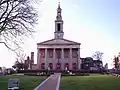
(37, 3, 81, 71)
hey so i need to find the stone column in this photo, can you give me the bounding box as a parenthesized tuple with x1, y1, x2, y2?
(37, 48, 40, 69)
(61, 48, 64, 70)
(53, 48, 56, 70)
(45, 48, 48, 70)
(69, 48, 72, 70)
(77, 48, 81, 69)
(61, 48, 64, 59)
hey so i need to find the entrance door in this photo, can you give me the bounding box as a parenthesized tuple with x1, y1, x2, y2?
(64, 63, 69, 70)
(49, 63, 53, 70)
(56, 63, 61, 70)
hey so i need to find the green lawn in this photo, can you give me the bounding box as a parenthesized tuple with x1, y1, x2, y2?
(0, 75, 45, 90)
(0, 74, 120, 90)
(60, 75, 120, 90)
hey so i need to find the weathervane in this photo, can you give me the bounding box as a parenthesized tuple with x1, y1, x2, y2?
(58, 0, 61, 8)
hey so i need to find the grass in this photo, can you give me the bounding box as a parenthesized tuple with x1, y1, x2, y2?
(0, 75, 45, 90)
(60, 75, 120, 90)
(0, 74, 120, 90)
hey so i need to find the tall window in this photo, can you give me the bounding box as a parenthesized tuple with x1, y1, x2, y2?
(56, 49, 61, 59)
(72, 49, 77, 58)
(64, 49, 69, 58)
(48, 49, 53, 58)
(57, 23, 61, 31)
(40, 49, 45, 58)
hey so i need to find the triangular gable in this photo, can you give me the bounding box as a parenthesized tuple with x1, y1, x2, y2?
(37, 38, 81, 45)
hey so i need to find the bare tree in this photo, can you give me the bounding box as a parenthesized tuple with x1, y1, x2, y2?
(12, 52, 28, 70)
(15, 51, 26, 62)
(113, 56, 120, 71)
(92, 51, 103, 61)
(0, 0, 40, 54)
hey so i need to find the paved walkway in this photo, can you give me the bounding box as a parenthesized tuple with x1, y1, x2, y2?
(34, 73, 61, 90)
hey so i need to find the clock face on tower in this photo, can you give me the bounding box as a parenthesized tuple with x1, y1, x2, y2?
(57, 33, 61, 38)
(56, 33, 63, 39)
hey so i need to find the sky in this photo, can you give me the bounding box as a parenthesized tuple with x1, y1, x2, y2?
(0, 0, 120, 69)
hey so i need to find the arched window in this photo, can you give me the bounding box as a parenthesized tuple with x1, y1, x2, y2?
(72, 63, 77, 70)
(41, 63, 45, 69)
(49, 63, 53, 70)
(57, 23, 61, 31)
(56, 63, 61, 70)
(64, 63, 69, 70)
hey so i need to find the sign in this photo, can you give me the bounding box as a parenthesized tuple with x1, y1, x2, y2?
(8, 79, 19, 90)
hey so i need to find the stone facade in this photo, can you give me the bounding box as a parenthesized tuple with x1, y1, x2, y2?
(37, 3, 81, 71)
(37, 39, 81, 70)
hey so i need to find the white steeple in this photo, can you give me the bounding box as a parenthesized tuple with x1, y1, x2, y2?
(54, 2, 64, 39)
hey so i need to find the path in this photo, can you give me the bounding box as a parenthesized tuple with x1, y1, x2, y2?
(34, 73, 61, 90)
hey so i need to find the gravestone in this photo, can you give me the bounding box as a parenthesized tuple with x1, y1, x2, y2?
(8, 79, 19, 90)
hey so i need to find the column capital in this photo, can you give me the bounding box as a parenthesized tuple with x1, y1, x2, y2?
(70, 48, 72, 50)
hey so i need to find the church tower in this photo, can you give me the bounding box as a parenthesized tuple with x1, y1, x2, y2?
(54, 2, 64, 39)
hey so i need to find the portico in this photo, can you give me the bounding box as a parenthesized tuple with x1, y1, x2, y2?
(37, 40, 81, 70)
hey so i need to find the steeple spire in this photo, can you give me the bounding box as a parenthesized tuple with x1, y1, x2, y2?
(56, 1, 62, 20)
(58, 1, 60, 8)
(54, 2, 64, 39)
(58, 0, 60, 8)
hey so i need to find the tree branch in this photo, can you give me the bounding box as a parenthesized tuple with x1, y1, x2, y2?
(0, 0, 39, 54)
(0, 41, 20, 54)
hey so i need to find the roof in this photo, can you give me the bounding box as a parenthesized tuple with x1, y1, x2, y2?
(37, 38, 81, 45)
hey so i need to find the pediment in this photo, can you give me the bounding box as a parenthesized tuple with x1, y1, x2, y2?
(37, 39, 80, 45)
